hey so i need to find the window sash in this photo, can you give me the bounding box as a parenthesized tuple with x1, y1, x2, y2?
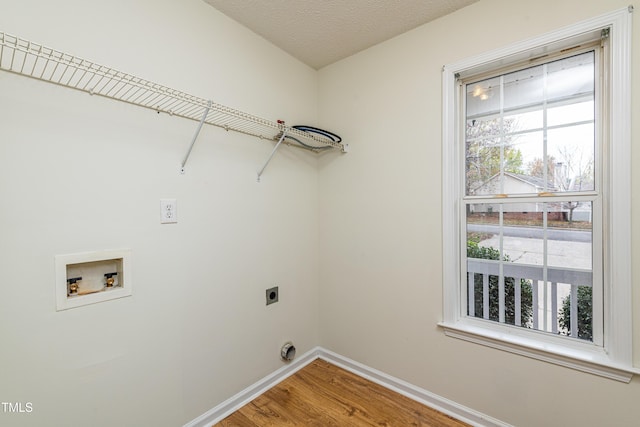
(460, 198, 602, 343)
(462, 47, 599, 199)
(458, 46, 603, 344)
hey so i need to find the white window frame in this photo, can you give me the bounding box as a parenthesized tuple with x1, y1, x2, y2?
(440, 7, 635, 382)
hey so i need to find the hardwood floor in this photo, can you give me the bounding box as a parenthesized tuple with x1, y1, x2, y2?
(214, 359, 470, 426)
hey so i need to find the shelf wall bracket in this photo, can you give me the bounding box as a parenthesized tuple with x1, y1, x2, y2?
(256, 130, 287, 183)
(180, 100, 212, 174)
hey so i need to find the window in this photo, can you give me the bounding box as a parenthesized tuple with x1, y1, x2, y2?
(441, 8, 634, 381)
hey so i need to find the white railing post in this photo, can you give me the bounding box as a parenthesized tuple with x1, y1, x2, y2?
(551, 282, 558, 333)
(482, 274, 489, 319)
(468, 272, 475, 317)
(498, 276, 505, 324)
(532, 280, 539, 330)
(515, 278, 522, 326)
(570, 284, 578, 338)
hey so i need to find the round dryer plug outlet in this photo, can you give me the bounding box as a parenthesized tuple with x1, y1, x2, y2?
(281, 342, 296, 362)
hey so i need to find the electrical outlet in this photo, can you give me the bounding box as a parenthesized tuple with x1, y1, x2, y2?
(266, 286, 279, 305)
(160, 199, 177, 224)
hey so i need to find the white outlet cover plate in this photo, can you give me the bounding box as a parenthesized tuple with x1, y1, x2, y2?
(160, 199, 177, 224)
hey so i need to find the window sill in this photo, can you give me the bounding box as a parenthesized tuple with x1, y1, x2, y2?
(438, 320, 639, 382)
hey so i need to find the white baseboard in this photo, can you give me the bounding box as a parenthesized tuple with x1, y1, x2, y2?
(183, 346, 510, 427)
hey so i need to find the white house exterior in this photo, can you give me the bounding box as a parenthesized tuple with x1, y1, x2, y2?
(470, 172, 556, 213)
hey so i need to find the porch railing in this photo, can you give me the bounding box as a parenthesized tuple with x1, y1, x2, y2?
(467, 258, 592, 337)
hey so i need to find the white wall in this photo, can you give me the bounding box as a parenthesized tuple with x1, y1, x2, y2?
(0, 1, 322, 426)
(318, 0, 640, 426)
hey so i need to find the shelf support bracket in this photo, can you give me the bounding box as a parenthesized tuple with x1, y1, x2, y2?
(180, 100, 212, 174)
(256, 131, 287, 183)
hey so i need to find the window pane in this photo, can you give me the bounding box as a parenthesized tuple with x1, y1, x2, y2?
(503, 65, 544, 111)
(465, 133, 502, 195)
(466, 76, 501, 118)
(547, 124, 595, 192)
(547, 100, 594, 127)
(467, 203, 500, 258)
(546, 52, 594, 102)
(547, 202, 592, 269)
(505, 110, 543, 132)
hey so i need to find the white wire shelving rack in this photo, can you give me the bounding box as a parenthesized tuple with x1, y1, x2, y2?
(0, 31, 346, 179)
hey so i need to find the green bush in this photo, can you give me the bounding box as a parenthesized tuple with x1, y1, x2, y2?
(467, 241, 533, 327)
(558, 286, 592, 341)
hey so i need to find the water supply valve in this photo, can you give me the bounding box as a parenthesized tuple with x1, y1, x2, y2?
(104, 272, 118, 288)
(67, 277, 82, 295)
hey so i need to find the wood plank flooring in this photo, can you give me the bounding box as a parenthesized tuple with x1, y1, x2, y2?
(214, 359, 470, 426)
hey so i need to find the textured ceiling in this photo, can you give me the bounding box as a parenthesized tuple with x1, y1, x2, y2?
(203, 0, 479, 69)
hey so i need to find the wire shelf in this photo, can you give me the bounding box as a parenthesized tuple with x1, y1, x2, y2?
(0, 31, 345, 153)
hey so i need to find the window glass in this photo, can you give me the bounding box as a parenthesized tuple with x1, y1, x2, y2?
(503, 65, 544, 111)
(466, 76, 501, 118)
(463, 51, 597, 341)
(546, 54, 594, 101)
(465, 52, 595, 197)
(547, 124, 595, 192)
(547, 101, 594, 127)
